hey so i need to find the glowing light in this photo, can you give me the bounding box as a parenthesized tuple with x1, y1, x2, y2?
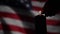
(39, 11, 42, 15)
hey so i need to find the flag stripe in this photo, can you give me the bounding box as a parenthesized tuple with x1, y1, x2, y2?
(32, 1, 46, 8)
(0, 5, 16, 13)
(32, 0, 48, 2)
(0, 30, 4, 34)
(0, 24, 26, 33)
(47, 25, 60, 33)
(46, 16, 60, 20)
(46, 20, 60, 26)
(0, 30, 25, 34)
(3, 18, 34, 29)
(11, 31, 25, 34)
(46, 14, 60, 26)
(0, 24, 34, 34)
(0, 12, 19, 19)
(32, 6, 43, 11)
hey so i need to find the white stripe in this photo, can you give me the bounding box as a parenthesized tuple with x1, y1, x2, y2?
(46, 14, 60, 20)
(11, 31, 25, 34)
(3, 18, 34, 29)
(0, 30, 25, 34)
(0, 30, 4, 34)
(0, 5, 16, 13)
(32, 1, 46, 8)
(47, 25, 60, 33)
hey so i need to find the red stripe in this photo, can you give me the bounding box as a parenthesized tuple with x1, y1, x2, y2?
(0, 24, 26, 33)
(0, 24, 35, 34)
(47, 32, 60, 34)
(46, 19, 60, 26)
(0, 12, 34, 23)
(24, 28, 35, 34)
(0, 24, 3, 30)
(0, 12, 20, 19)
(9, 25, 26, 33)
(32, 6, 43, 11)
(32, 0, 48, 2)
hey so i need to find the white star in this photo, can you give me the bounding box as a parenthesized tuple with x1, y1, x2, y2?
(26, 4, 30, 7)
(25, 0, 27, 2)
(20, 0, 24, 3)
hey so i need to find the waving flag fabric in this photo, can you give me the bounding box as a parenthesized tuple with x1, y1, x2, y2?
(0, 0, 60, 34)
(0, 5, 26, 34)
(0, 5, 34, 34)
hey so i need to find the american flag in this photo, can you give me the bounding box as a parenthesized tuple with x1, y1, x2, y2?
(0, 0, 34, 34)
(0, 0, 60, 34)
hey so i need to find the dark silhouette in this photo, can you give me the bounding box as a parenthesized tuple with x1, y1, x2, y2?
(35, 15, 46, 34)
(42, 0, 60, 16)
